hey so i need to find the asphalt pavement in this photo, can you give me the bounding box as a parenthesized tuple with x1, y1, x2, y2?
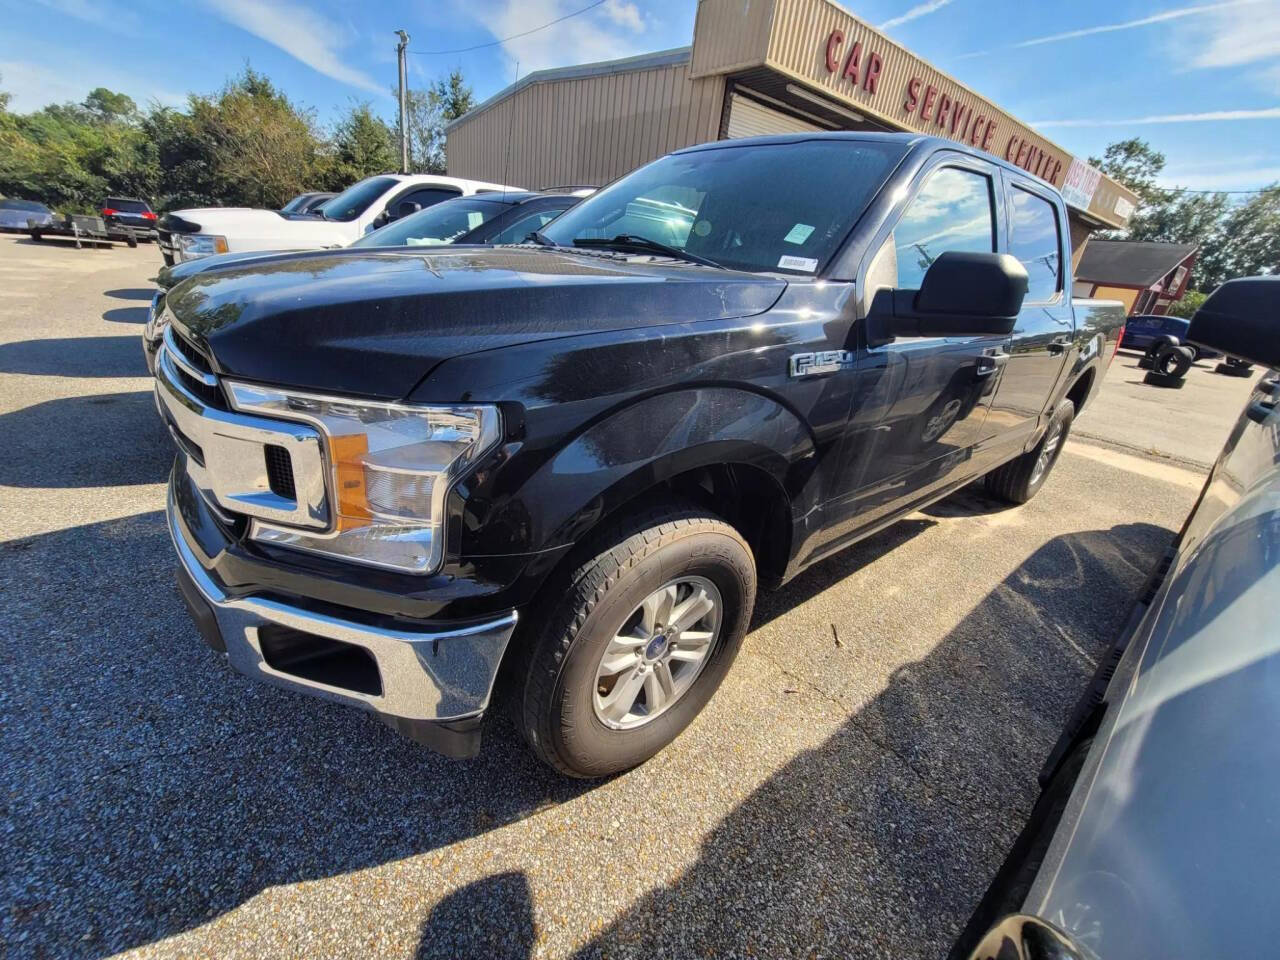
(0, 234, 1254, 959)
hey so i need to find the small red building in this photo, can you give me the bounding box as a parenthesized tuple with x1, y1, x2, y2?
(1071, 240, 1199, 316)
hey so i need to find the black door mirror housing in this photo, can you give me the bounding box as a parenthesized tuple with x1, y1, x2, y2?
(394, 201, 422, 220)
(1187, 276, 1280, 369)
(868, 251, 1029, 346)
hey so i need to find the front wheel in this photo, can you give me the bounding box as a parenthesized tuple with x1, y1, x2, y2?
(514, 504, 756, 778)
(984, 399, 1075, 504)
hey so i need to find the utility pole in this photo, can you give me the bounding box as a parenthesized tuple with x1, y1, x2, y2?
(395, 30, 410, 174)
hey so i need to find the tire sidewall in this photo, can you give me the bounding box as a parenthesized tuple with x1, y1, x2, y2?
(1025, 401, 1074, 499)
(551, 526, 755, 775)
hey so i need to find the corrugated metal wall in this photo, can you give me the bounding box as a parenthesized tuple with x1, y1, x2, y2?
(446, 61, 725, 189)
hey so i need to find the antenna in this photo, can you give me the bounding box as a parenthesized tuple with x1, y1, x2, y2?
(502, 60, 518, 203)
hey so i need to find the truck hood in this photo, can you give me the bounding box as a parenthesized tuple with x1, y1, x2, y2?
(171, 207, 351, 245)
(166, 247, 787, 399)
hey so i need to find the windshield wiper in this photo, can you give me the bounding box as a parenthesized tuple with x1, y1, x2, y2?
(572, 234, 723, 269)
(525, 230, 558, 247)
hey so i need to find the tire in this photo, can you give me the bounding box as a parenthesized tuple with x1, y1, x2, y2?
(126, 234, 138, 248)
(30, 230, 42, 242)
(1216, 359, 1253, 378)
(513, 503, 756, 778)
(1144, 345, 1193, 387)
(162, 251, 175, 267)
(984, 398, 1075, 504)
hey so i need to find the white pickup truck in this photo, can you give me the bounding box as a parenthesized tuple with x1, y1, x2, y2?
(157, 173, 521, 264)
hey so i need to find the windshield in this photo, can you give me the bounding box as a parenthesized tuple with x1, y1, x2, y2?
(541, 139, 903, 274)
(0, 199, 49, 212)
(316, 176, 398, 222)
(350, 197, 508, 248)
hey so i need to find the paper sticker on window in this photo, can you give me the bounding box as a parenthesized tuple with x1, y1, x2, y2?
(783, 223, 815, 245)
(778, 255, 818, 272)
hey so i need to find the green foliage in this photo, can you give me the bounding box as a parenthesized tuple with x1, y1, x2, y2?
(1091, 137, 1279, 293)
(0, 65, 463, 213)
(1166, 289, 1206, 320)
(397, 68, 476, 174)
(323, 101, 397, 188)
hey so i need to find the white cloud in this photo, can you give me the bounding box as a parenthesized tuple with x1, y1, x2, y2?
(1034, 106, 1280, 127)
(955, 0, 1265, 59)
(1159, 165, 1280, 189)
(1168, 0, 1280, 89)
(482, 0, 649, 74)
(879, 0, 955, 31)
(206, 0, 386, 96)
(31, 0, 141, 32)
(0, 59, 185, 112)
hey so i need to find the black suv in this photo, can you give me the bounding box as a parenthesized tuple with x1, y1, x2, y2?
(154, 133, 1120, 777)
(102, 197, 158, 240)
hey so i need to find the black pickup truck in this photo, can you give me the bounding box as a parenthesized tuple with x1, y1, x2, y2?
(154, 133, 1123, 777)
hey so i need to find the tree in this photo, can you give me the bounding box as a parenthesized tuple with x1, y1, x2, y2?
(84, 88, 138, 122)
(323, 101, 396, 188)
(1213, 184, 1280, 283)
(1166, 289, 1206, 320)
(192, 67, 323, 208)
(398, 68, 475, 174)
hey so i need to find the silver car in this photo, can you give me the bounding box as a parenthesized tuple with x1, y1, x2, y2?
(0, 197, 54, 231)
(956, 276, 1280, 960)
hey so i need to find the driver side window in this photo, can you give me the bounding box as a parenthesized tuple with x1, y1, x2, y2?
(891, 167, 996, 289)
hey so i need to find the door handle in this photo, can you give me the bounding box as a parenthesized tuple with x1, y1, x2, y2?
(1047, 336, 1072, 355)
(975, 349, 1008, 378)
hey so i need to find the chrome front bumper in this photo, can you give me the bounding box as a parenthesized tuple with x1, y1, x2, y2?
(167, 487, 518, 753)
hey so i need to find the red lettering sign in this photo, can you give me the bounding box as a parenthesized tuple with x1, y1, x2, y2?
(922, 85, 937, 121)
(864, 51, 882, 93)
(843, 41, 863, 83)
(904, 76, 922, 113)
(825, 29, 844, 73)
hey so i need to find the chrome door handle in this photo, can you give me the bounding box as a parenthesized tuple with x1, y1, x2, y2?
(975, 350, 1008, 377)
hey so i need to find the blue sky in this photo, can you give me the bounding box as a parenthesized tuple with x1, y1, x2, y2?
(2, 0, 1277, 191)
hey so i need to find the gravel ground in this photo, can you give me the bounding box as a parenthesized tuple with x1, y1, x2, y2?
(0, 234, 1223, 959)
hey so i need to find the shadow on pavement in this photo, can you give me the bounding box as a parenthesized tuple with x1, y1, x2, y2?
(0, 336, 149, 378)
(1, 490, 1173, 958)
(105, 288, 155, 301)
(416, 872, 536, 960)
(103, 306, 148, 324)
(559, 520, 1172, 959)
(0, 390, 171, 487)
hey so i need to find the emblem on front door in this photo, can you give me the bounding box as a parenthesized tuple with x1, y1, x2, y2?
(789, 350, 853, 378)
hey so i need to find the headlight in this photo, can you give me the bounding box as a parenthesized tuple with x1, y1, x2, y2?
(177, 233, 228, 261)
(226, 382, 500, 574)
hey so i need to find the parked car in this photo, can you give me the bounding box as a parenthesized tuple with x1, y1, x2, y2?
(1120, 313, 1221, 361)
(101, 196, 158, 241)
(153, 132, 1121, 776)
(954, 277, 1280, 960)
(0, 197, 55, 232)
(141, 192, 585, 373)
(279, 191, 335, 215)
(156, 173, 521, 265)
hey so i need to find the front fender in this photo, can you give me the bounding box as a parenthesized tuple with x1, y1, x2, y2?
(463, 387, 816, 557)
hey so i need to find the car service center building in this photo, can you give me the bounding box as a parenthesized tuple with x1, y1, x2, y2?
(446, 0, 1138, 258)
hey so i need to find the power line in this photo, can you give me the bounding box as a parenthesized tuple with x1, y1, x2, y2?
(409, 0, 607, 55)
(1163, 185, 1273, 195)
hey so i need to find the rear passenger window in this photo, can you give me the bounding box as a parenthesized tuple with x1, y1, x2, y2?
(1008, 187, 1062, 303)
(893, 167, 995, 290)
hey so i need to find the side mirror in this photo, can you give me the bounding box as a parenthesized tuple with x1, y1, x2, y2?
(868, 251, 1028, 345)
(1187, 277, 1280, 369)
(394, 201, 421, 220)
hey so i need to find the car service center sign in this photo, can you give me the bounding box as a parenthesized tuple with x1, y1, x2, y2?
(820, 28, 1067, 187)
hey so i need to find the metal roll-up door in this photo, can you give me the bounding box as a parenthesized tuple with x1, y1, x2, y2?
(725, 93, 823, 139)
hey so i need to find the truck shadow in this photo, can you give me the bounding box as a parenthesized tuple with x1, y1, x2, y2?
(103, 306, 148, 324)
(3, 505, 1172, 958)
(105, 288, 155, 301)
(0, 336, 149, 378)
(0, 390, 171, 487)
(407, 520, 1172, 960)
